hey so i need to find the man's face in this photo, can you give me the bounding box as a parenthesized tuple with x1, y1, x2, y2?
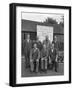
(43, 44, 46, 49)
(51, 43, 54, 49)
(45, 36, 49, 41)
(34, 44, 37, 48)
(27, 34, 30, 39)
(54, 36, 57, 42)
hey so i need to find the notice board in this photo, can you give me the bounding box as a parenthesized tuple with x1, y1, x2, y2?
(37, 25, 53, 42)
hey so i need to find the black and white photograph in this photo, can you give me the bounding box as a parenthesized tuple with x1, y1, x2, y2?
(21, 12, 64, 77)
(10, 3, 71, 87)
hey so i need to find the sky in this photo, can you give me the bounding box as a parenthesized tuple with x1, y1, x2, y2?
(22, 12, 64, 24)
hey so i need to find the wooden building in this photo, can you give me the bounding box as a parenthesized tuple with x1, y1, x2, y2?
(21, 19, 64, 42)
(21, 19, 64, 54)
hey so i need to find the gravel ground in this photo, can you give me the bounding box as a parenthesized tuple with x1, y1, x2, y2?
(21, 58, 64, 77)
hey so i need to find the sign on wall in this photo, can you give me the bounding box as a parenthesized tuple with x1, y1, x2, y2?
(37, 25, 53, 42)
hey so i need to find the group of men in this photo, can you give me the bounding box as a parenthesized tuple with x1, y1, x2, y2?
(23, 34, 58, 73)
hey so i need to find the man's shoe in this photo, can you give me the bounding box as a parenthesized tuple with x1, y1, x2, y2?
(55, 69, 57, 72)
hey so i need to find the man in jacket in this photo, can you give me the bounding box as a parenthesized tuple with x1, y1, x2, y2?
(30, 43, 40, 72)
(53, 36, 59, 51)
(24, 34, 32, 68)
(49, 42, 58, 72)
(41, 44, 49, 71)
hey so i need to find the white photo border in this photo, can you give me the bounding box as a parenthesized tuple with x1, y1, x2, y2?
(16, 6, 69, 84)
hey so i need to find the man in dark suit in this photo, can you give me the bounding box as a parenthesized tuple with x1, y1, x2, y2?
(30, 43, 40, 72)
(54, 36, 58, 51)
(24, 34, 32, 68)
(49, 42, 58, 72)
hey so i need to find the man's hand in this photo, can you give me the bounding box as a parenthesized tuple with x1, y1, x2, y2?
(55, 59, 57, 62)
(36, 59, 39, 62)
(41, 58, 44, 61)
(55, 55, 58, 62)
(30, 59, 33, 62)
(49, 57, 52, 64)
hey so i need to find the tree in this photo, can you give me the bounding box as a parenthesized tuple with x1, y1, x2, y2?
(43, 17, 58, 25)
